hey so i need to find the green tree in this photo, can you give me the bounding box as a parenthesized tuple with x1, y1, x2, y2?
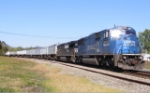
(0, 41, 2, 55)
(139, 29, 150, 53)
(0, 41, 9, 55)
(0, 41, 2, 50)
(15, 46, 24, 51)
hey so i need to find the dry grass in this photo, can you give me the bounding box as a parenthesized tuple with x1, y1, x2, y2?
(0, 56, 49, 92)
(32, 63, 123, 92)
(0, 77, 23, 91)
(46, 73, 123, 92)
(0, 56, 123, 92)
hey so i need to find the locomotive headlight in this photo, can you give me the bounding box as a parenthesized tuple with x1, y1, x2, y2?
(123, 56, 126, 59)
(139, 56, 143, 60)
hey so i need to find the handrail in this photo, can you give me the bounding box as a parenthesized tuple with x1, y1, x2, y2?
(113, 43, 123, 54)
(118, 43, 123, 54)
(113, 45, 117, 54)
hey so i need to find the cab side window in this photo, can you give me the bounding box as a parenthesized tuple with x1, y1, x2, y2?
(104, 31, 109, 38)
(104, 32, 105, 38)
(95, 32, 101, 40)
(106, 31, 109, 37)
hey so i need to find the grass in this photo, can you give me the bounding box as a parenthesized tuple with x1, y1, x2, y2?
(0, 56, 123, 92)
(0, 56, 50, 92)
(144, 62, 150, 69)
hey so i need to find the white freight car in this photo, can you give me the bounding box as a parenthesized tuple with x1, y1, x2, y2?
(5, 52, 11, 56)
(13, 51, 17, 55)
(47, 44, 57, 54)
(35, 48, 40, 55)
(40, 47, 47, 55)
(16, 50, 27, 55)
(26, 50, 30, 55)
(30, 49, 36, 55)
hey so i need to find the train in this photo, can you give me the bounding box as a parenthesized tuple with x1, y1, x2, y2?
(5, 26, 145, 70)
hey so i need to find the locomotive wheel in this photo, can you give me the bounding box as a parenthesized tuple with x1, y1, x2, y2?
(78, 57, 83, 64)
(76, 57, 80, 64)
(98, 60, 102, 67)
(98, 58, 102, 67)
(48, 56, 51, 60)
(108, 59, 114, 68)
(57, 57, 60, 61)
(101, 59, 107, 68)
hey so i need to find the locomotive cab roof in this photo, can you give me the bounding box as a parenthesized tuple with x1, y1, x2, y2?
(58, 40, 78, 46)
(110, 26, 136, 35)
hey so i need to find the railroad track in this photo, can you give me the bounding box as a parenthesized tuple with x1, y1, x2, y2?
(19, 58, 150, 86)
(123, 70, 150, 79)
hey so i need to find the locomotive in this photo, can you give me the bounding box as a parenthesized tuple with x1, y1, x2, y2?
(5, 26, 145, 70)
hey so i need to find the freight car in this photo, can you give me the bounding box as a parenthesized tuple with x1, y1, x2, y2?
(5, 26, 145, 70)
(6, 44, 57, 60)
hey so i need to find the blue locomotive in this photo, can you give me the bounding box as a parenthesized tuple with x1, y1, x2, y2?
(76, 26, 144, 70)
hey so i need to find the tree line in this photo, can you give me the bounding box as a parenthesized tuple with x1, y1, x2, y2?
(139, 29, 150, 53)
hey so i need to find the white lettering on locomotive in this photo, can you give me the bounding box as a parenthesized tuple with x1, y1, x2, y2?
(103, 41, 109, 46)
(124, 40, 135, 46)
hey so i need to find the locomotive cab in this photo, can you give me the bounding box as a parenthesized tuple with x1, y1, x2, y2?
(110, 26, 145, 70)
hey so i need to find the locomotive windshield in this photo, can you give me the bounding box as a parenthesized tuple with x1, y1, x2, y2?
(111, 27, 136, 38)
(123, 27, 136, 35)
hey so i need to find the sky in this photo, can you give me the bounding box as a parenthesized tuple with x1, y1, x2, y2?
(0, 0, 150, 47)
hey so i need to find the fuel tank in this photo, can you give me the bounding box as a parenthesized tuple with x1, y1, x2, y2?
(82, 58, 99, 65)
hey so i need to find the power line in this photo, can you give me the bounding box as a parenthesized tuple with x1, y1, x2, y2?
(0, 31, 81, 39)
